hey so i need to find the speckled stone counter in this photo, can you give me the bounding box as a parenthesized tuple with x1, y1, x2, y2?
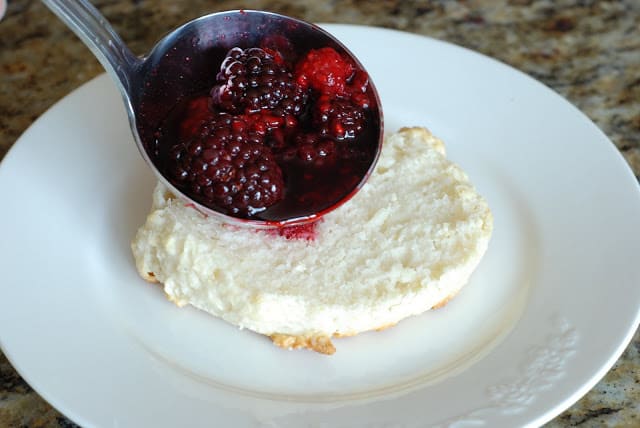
(1, 1, 638, 427)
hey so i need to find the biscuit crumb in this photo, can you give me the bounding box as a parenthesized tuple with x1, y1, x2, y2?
(143, 271, 159, 283)
(270, 333, 336, 355)
(431, 291, 459, 309)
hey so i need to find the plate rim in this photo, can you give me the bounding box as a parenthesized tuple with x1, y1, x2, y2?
(1, 24, 640, 428)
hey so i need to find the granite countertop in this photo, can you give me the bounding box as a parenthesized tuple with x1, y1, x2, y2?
(1, 0, 638, 427)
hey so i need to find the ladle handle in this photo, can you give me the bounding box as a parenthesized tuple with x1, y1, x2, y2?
(41, 0, 140, 93)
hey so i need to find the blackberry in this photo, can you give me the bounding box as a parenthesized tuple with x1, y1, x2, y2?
(212, 47, 308, 118)
(348, 70, 372, 109)
(314, 95, 366, 141)
(168, 113, 284, 216)
(292, 133, 338, 167)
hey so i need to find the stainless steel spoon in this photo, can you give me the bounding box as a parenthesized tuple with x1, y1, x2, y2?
(42, 1, 383, 227)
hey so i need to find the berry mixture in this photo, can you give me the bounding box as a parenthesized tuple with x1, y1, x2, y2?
(156, 45, 378, 221)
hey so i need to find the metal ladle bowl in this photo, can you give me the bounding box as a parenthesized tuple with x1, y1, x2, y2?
(42, 1, 383, 228)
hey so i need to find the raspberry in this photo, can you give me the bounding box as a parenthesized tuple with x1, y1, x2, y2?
(178, 96, 215, 140)
(295, 47, 355, 96)
(211, 47, 307, 118)
(314, 95, 366, 141)
(168, 113, 284, 216)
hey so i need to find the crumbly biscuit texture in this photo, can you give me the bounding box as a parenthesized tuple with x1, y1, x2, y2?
(131, 127, 493, 354)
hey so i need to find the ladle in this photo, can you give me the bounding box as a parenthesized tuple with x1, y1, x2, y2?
(42, 1, 383, 227)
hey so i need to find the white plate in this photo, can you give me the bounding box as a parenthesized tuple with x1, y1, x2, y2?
(2, 24, 640, 428)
